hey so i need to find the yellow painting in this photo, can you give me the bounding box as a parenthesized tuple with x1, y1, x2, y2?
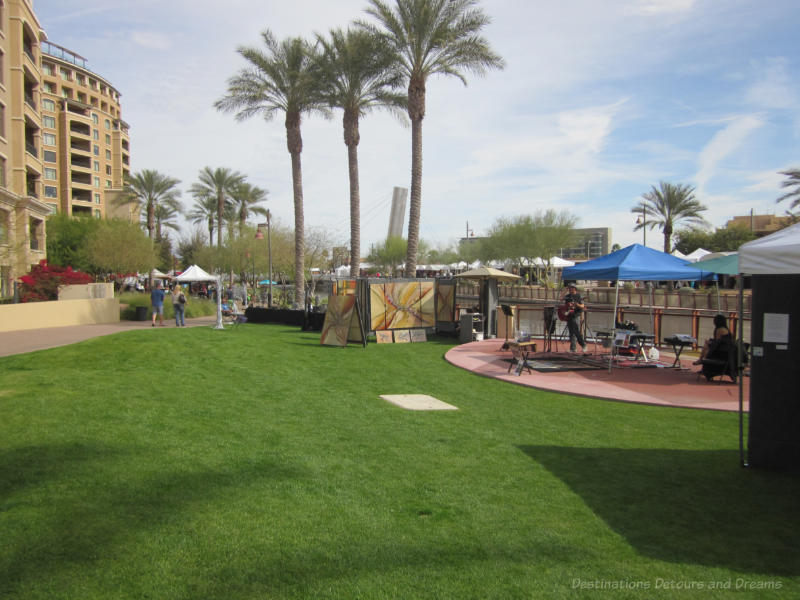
(321, 295, 357, 347)
(436, 281, 456, 322)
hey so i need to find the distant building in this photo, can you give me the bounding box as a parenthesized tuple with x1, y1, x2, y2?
(560, 227, 612, 260)
(725, 214, 792, 237)
(0, 1, 133, 297)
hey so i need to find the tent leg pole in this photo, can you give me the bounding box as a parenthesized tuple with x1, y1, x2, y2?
(610, 285, 620, 373)
(738, 274, 747, 468)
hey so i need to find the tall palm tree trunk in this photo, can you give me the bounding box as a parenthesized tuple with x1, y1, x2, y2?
(147, 203, 155, 239)
(217, 193, 224, 247)
(345, 111, 361, 278)
(287, 113, 305, 308)
(405, 79, 425, 278)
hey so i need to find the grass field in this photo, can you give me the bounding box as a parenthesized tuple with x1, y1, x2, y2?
(1, 324, 798, 599)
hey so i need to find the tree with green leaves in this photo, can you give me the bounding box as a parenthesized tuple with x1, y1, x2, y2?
(674, 224, 757, 254)
(366, 236, 407, 276)
(188, 189, 217, 245)
(631, 182, 709, 253)
(153, 203, 182, 242)
(45, 212, 101, 273)
(190, 167, 245, 247)
(216, 30, 329, 307)
(115, 170, 182, 240)
(88, 219, 158, 276)
(317, 27, 406, 277)
(361, 0, 504, 277)
(777, 168, 800, 210)
(230, 181, 269, 234)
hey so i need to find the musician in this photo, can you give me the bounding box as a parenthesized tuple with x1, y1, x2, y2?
(561, 284, 588, 354)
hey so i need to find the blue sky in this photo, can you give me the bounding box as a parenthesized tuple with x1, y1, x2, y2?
(36, 0, 800, 255)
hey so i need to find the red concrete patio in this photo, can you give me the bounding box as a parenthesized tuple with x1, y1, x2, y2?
(445, 338, 748, 412)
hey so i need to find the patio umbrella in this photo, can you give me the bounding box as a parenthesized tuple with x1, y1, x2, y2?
(455, 268, 520, 337)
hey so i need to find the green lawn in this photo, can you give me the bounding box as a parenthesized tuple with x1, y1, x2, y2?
(1, 324, 798, 599)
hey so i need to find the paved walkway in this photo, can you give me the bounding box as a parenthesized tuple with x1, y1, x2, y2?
(0, 316, 219, 357)
(445, 338, 748, 412)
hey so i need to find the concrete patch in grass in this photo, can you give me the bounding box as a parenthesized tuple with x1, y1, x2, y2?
(380, 394, 458, 411)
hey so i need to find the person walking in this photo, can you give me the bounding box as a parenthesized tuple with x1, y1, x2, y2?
(171, 284, 187, 327)
(150, 282, 166, 327)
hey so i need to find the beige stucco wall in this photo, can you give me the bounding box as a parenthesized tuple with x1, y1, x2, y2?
(59, 283, 114, 300)
(0, 298, 120, 332)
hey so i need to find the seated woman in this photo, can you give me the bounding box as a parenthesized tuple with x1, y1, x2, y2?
(693, 314, 732, 365)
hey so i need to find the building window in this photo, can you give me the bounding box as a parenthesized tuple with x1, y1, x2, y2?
(42, 62, 54, 76)
(0, 103, 4, 139)
(60, 68, 72, 81)
(93, 145, 99, 156)
(44, 167, 57, 180)
(94, 193, 101, 204)
(89, 78, 97, 90)
(94, 176, 100, 188)
(105, 180, 112, 188)
(47, 204, 58, 215)
(76, 74, 85, 86)
(105, 134, 111, 144)
(0, 156, 5, 187)
(43, 82, 55, 93)
(44, 186, 58, 198)
(94, 161, 100, 172)
(92, 129, 99, 140)
(43, 133, 56, 146)
(92, 113, 98, 124)
(104, 118, 110, 129)
(42, 98, 56, 111)
(43, 115, 56, 128)
(43, 150, 57, 163)
(105, 150, 112, 160)
(94, 209, 101, 218)
(0, 209, 8, 244)
(105, 165, 112, 175)
(62, 87, 72, 99)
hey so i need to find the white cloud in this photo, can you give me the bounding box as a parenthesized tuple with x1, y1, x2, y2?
(745, 57, 798, 110)
(694, 116, 764, 192)
(626, 0, 696, 16)
(130, 31, 173, 51)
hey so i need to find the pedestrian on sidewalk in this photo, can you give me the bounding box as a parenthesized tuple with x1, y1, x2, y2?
(151, 282, 166, 327)
(171, 284, 187, 327)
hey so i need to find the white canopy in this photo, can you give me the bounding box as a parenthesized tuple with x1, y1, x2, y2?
(671, 249, 689, 260)
(685, 248, 711, 262)
(175, 264, 217, 282)
(335, 265, 351, 277)
(530, 256, 575, 268)
(739, 222, 800, 274)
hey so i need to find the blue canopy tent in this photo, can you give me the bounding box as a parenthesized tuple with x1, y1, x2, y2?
(562, 244, 716, 368)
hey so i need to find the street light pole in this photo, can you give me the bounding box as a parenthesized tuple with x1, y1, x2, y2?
(256, 210, 273, 308)
(636, 207, 647, 246)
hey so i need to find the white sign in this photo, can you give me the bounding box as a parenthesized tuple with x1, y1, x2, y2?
(763, 313, 789, 344)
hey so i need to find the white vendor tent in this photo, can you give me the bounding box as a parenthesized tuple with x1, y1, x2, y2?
(175, 265, 224, 329)
(739, 222, 800, 274)
(175, 264, 217, 282)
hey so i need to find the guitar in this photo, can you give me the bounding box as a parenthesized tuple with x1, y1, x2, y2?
(557, 302, 576, 321)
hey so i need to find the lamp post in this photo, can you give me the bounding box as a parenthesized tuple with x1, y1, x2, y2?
(636, 207, 647, 246)
(255, 210, 272, 308)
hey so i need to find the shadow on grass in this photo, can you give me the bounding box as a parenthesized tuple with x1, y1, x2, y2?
(0, 443, 303, 596)
(518, 445, 800, 575)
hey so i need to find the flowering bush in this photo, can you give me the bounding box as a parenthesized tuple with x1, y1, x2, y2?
(18, 260, 93, 302)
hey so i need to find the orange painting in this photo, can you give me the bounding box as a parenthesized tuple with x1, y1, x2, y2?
(320, 295, 357, 346)
(370, 282, 435, 330)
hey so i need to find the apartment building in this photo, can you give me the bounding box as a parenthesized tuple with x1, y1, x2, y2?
(0, 0, 131, 297)
(0, 0, 49, 297)
(39, 40, 130, 219)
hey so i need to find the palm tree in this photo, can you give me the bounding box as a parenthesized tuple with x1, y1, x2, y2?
(188, 189, 217, 245)
(317, 27, 406, 277)
(216, 30, 328, 308)
(361, 0, 504, 277)
(230, 181, 269, 234)
(632, 182, 709, 253)
(191, 167, 245, 247)
(116, 170, 181, 240)
(777, 168, 800, 210)
(153, 202, 182, 242)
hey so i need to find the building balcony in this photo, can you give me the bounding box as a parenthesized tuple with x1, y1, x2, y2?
(26, 142, 38, 158)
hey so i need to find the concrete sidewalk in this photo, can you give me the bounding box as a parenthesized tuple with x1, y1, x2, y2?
(0, 316, 219, 357)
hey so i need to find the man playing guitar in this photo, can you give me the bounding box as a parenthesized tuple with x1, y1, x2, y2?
(560, 284, 588, 354)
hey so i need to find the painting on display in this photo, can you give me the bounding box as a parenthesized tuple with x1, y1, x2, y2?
(394, 330, 411, 343)
(320, 295, 366, 347)
(369, 282, 436, 331)
(333, 279, 357, 296)
(410, 329, 427, 343)
(376, 330, 394, 344)
(436, 280, 456, 322)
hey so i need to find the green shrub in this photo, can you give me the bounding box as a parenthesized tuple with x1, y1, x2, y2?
(118, 291, 218, 320)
